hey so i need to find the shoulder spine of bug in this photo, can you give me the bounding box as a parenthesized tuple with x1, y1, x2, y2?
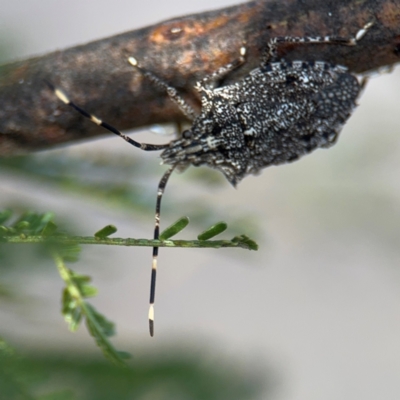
(50, 21, 373, 337)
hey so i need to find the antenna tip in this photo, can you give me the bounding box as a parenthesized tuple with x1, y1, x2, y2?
(128, 56, 138, 67)
(149, 320, 154, 337)
(148, 305, 155, 337)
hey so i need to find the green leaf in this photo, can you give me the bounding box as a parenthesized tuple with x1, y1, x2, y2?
(83, 303, 130, 366)
(41, 221, 58, 237)
(85, 304, 115, 337)
(94, 224, 117, 239)
(62, 287, 73, 314)
(15, 220, 30, 230)
(68, 272, 98, 298)
(7, 211, 57, 236)
(160, 216, 189, 240)
(67, 308, 83, 332)
(62, 288, 82, 331)
(53, 252, 129, 366)
(231, 235, 258, 251)
(0, 209, 12, 225)
(57, 244, 81, 263)
(34, 212, 56, 233)
(80, 284, 98, 298)
(69, 271, 91, 284)
(197, 221, 228, 240)
(3, 226, 16, 235)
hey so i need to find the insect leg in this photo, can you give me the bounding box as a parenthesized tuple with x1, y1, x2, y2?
(128, 57, 197, 122)
(262, 21, 373, 65)
(197, 45, 247, 91)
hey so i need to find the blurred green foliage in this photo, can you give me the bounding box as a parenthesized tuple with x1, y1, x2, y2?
(0, 151, 260, 235)
(0, 337, 265, 400)
(0, 208, 257, 365)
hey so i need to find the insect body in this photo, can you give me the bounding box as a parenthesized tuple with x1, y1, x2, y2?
(161, 59, 360, 186)
(50, 22, 372, 336)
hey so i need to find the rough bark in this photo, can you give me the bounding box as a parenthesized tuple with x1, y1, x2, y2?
(0, 0, 399, 155)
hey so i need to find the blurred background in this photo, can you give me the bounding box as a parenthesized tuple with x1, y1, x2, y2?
(1, 1, 400, 399)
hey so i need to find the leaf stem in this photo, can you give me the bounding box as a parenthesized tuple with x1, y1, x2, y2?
(2, 235, 257, 250)
(51, 251, 128, 367)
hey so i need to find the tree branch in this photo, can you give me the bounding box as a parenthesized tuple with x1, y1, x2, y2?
(0, 0, 399, 155)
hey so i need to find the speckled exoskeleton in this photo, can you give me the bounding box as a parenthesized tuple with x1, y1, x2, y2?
(50, 21, 373, 336)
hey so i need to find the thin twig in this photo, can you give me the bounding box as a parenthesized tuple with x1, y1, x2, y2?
(2, 234, 258, 250)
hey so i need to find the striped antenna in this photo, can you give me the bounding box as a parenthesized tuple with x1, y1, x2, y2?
(46, 81, 169, 152)
(48, 69, 184, 336)
(149, 165, 176, 336)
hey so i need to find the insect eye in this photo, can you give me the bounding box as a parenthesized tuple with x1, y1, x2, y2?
(182, 130, 192, 139)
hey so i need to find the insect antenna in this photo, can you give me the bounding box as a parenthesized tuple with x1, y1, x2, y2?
(48, 80, 179, 336)
(149, 164, 176, 337)
(47, 80, 169, 152)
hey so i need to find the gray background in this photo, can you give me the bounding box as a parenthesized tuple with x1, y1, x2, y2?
(1, 1, 400, 399)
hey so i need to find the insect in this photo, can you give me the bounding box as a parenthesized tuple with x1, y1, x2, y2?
(50, 21, 373, 336)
